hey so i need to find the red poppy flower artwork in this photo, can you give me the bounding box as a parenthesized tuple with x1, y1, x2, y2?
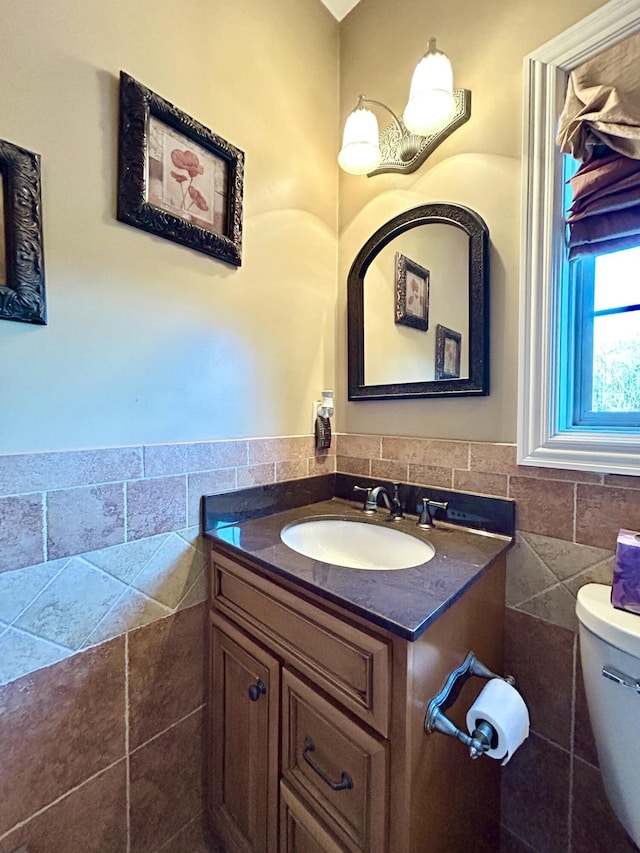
(169, 148, 210, 215)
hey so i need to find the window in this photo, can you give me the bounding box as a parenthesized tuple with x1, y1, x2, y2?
(566, 245, 640, 430)
(518, 0, 640, 476)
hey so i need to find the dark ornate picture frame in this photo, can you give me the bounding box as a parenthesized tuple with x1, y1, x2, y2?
(117, 72, 244, 266)
(0, 139, 46, 324)
(394, 252, 429, 331)
(435, 324, 462, 379)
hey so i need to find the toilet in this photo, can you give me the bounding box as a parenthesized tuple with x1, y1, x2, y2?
(576, 583, 640, 845)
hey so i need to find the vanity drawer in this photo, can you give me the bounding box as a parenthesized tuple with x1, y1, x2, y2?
(281, 668, 387, 852)
(210, 550, 390, 736)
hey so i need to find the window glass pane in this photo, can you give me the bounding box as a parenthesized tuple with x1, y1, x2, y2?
(594, 246, 640, 311)
(592, 310, 640, 412)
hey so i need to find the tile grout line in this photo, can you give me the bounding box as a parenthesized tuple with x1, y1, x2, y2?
(125, 630, 131, 853)
(130, 703, 206, 755)
(0, 755, 127, 844)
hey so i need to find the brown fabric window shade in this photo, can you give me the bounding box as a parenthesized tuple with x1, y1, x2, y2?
(556, 31, 640, 259)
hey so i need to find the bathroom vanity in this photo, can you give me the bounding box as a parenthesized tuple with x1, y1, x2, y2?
(204, 482, 513, 853)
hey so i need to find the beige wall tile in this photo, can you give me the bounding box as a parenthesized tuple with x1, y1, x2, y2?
(0, 494, 44, 572)
(187, 469, 236, 526)
(576, 484, 640, 548)
(371, 458, 409, 482)
(0, 628, 71, 686)
(15, 558, 127, 649)
(308, 452, 336, 477)
(236, 463, 276, 487)
(128, 605, 205, 750)
(454, 469, 508, 496)
(407, 463, 453, 489)
(0, 447, 143, 498)
(248, 436, 314, 465)
(335, 433, 382, 459)
(276, 458, 309, 481)
(144, 440, 247, 477)
(470, 442, 519, 474)
(0, 635, 126, 836)
(336, 455, 371, 476)
(126, 476, 187, 541)
(47, 484, 125, 561)
(131, 533, 203, 610)
(383, 436, 469, 469)
(0, 760, 127, 853)
(509, 477, 575, 541)
(129, 710, 203, 852)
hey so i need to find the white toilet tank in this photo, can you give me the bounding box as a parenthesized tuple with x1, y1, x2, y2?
(576, 583, 640, 846)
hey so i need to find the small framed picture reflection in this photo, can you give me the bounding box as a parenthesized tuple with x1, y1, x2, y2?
(435, 324, 462, 379)
(395, 252, 429, 331)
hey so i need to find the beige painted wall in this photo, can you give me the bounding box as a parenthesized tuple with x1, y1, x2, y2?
(0, 0, 338, 453)
(337, 0, 607, 442)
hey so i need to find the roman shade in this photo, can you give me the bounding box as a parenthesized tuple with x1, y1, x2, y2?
(556, 31, 640, 259)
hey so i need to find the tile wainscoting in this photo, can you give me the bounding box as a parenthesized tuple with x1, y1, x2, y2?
(0, 436, 333, 685)
(336, 433, 640, 852)
(0, 435, 333, 851)
(3, 430, 640, 851)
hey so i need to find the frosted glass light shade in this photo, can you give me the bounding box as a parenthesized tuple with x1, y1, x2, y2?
(403, 44, 456, 136)
(338, 106, 381, 175)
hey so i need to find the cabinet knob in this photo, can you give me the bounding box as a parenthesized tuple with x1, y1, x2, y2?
(248, 679, 267, 701)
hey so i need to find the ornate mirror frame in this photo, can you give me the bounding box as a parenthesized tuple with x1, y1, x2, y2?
(347, 202, 490, 400)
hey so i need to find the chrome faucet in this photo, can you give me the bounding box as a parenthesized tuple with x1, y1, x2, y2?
(354, 483, 404, 520)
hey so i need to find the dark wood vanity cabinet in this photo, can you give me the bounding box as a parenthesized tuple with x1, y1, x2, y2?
(208, 546, 506, 853)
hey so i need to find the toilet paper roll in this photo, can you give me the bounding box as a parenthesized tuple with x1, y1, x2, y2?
(465, 678, 530, 766)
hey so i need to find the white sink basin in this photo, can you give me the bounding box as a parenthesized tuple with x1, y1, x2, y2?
(280, 517, 435, 570)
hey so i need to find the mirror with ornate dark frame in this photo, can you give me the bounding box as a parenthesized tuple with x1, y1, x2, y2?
(348, 202, 489, 400)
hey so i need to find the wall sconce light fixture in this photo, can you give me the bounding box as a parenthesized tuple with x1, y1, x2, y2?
(338, 38, 471, 177)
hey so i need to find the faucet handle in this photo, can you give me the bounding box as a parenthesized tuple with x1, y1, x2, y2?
(417, 498, 449, 529)
(389, 482, 404, 520)
(353, 485, 375, 513)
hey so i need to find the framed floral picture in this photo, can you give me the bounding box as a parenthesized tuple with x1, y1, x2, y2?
(395, 252, 429, 331)
(117, 72, 244, 266)
(0, 139, 46, 324)
(435, 324, 462, 379)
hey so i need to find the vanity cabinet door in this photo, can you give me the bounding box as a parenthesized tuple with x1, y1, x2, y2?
(209, 613, 280, 853)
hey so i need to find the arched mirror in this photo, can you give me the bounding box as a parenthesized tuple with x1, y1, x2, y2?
(347, 202, 490, 400)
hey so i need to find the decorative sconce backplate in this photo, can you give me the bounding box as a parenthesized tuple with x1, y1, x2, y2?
(368, 89, 471, 176)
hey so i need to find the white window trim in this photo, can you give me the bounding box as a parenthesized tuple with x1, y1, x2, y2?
(517, 0, 640, 476)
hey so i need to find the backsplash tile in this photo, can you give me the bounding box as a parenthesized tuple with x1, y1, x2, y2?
(47, 483, 126, 560)
(508, 476, 575, 540)
(0, 493, 44, 571)
(126, 475, 187, 540)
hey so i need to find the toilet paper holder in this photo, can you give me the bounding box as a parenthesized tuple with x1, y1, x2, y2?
(425, 651, 515, 760)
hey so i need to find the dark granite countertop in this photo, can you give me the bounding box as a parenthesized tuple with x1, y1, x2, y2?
(204, 496, 512, 641)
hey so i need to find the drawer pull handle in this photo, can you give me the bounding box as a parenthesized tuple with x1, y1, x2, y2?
(302, 737, 353, 791)
(248, 679, 267, 701)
